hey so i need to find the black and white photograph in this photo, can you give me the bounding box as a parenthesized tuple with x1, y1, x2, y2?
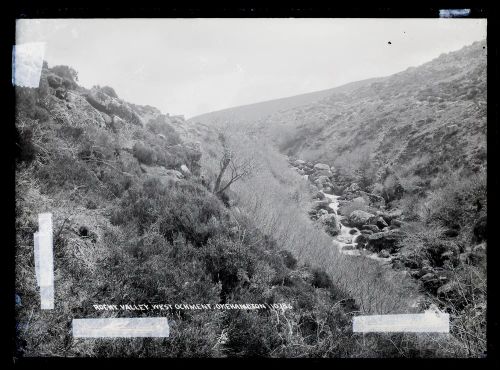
(10, 8, 492, 360)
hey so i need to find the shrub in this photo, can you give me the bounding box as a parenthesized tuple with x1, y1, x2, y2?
(279, 250, 298, 269)
(101, 85, 118, 98)
(146, 115, 181, 146)
(426, 171, 486, 233)
(311, 267, 333, 289)
(381, 173, 404, 204)
(50, 65, 78, 89)
(133, 142, 156, 165)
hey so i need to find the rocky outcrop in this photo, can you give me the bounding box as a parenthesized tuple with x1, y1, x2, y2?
(354, 234, 368, 248)
(84, 87, 144, 126)
(371, 216, 389, 229)
(366, 230, 404, 253)
(347, 210, 375, 228)
(48, 92, 107, 128)
(319, 213, 341, 237)
(313, 163, 331, 171)
(361, 224, 379, 233)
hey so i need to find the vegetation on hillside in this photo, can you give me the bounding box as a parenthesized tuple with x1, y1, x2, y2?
(187, 40, 487, 357)
(15, 40, 487, 358)
(16, 63, 465, 358)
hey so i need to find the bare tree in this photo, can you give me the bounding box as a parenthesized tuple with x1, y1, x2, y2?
(212, 130, 256, 196)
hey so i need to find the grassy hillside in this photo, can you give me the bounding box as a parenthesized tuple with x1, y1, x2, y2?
(190, 77, 382, 125)
(262, 40, 487, 179)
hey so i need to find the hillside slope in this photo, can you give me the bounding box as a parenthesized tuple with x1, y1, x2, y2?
(262, 40, 487, 178)
(192, 40, 486, 185)
(190, 77, 382, 125)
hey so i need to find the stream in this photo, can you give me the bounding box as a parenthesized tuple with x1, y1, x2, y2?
(321, 192, 393, 263)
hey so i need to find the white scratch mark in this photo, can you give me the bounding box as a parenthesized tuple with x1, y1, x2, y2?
(37, 213, 54, 309)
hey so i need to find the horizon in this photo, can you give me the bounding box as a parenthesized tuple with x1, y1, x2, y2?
(16, 18, 486, 118)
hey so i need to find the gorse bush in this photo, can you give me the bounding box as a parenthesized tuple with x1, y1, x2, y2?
(426, 170, 486, 233)
(133, 141, 157, 165)
(50, 65, 79, 89)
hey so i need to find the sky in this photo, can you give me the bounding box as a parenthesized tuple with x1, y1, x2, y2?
(16, 18, 486, 118)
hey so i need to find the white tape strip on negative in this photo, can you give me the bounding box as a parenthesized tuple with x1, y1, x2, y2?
(353, 308, 449, 333)
(12, 42, 45, 88)
(37, 213, 54, 309)
(34, 232, 40, 286)
(72, 318, 170, 338)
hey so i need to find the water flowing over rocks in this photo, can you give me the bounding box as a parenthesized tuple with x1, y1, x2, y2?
(288, 157, 403, 263)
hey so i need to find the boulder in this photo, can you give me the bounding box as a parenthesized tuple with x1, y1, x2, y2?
(312, 200, 333, 213)
(354, 234, 368, 248)
(313, 175, 331, 185)
(349, 229, 357, 235)
(322, 186, 334, 195)
(372, 216, 388, 229)
(360, 191, 385, 205)
(378, 249, 390, 258)
(314, 169, 333, 178)
(352, 196, 368, 205)
(294, 159, 306, 167)
(314, 163, 331, 171)
(345, 183, 360, 193)
(319, 214, 341, 237)
(361, 224, 379, 233)
(375, 217, 389, 229)
(180, 164, 191, 175)
(390, 219, 403, 227)
(348, 210, 375, 228)
(420, 273, 436, 283)
(437, 281, 460, 298)
(100, 112, 112, 125)
(312, 191, 325, 200)
(388, 209, 403, 220)
(360, 229, 374, 235)
(366, 230, 403, 253)
(317, 209, 329, 217)
(164, 169, 184, 179)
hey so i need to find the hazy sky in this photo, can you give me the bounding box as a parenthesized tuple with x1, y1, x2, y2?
(16, 18, 486, 118)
